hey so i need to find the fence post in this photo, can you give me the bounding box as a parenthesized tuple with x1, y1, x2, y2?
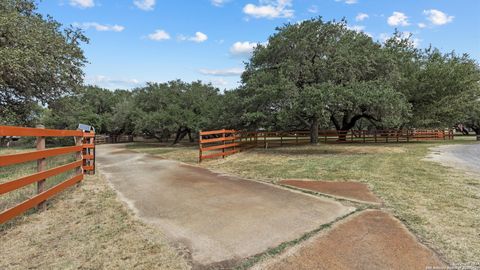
(407, 130, 410, 142)
(75, 131, 83, 180)
(264, 132, 267, 148)
(233, 130, 236, 152)
(374, 130, 377, 143)
(222, 129, 225, 158)
(296, 133, 298, 145)
(35, 125, 47, 210)
(280, 133, 283, 146)
(198, 130, 202, 163)
(363, 130, 366, 143)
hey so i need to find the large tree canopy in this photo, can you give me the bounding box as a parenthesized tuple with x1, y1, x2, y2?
(237, 18, 480, 142)
(43, 86, 131, 134)
(240, 18, 411, 142)
(406, 50, 480, 127)
(0, 0, 88, 125)
(133, 80, 223, 143)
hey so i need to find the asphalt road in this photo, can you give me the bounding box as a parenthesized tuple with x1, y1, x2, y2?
(95, 144, 353, 269)
(427, 143, 480, 174)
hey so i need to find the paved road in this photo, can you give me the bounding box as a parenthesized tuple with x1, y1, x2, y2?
(95, 144, 353, 269)
(427, 143, 480, 174)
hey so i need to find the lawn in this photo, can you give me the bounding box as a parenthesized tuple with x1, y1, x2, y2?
(127, 139, 480, 264)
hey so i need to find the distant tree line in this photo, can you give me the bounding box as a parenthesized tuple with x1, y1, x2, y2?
(2, 1, 480, 143)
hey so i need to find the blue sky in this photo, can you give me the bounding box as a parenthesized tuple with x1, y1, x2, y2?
(37, 0, 480, 90)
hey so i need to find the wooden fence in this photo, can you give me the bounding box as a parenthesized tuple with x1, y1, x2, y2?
(0, 125, 95, 224)
(198, 129, 454, 162)
(199, 129, 240, 162)
(95, 134, 134, 144)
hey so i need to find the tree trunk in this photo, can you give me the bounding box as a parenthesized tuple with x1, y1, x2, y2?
(331, 113, 373, 142)
(310, 117, 319, 144)
(473, 128, 480, 141)
(173, 128, 183, 144)
(0, 136, 6, 147)
(173, 127, 190, 144)
(187, 129, 194, 142)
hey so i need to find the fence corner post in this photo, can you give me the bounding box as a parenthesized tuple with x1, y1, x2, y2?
(222, 130, 226, 159)
(198, 130, 202, 163)
(36, 124, 47, 210)
(75, 129, 84, 179)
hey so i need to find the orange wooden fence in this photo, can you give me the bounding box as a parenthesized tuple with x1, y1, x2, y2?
(199, 129, 240, 162)
(198, 129, 454, 162)
(0, 125, 95, 224)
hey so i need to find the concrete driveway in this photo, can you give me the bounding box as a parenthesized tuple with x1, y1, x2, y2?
(426, 143, 480, 174)
(95, 144, 353, 269)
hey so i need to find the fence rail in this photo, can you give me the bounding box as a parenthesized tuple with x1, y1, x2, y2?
(198, 129, 454, 162)
(0, 125, 95, 224)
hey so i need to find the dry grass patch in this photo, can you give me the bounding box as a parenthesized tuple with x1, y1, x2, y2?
(207, 142, 480, 264)
(0, 173, 190, 269)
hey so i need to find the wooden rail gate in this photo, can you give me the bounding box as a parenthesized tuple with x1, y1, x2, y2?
(0, 126, 95, 224)
(199, 129, 454, 162)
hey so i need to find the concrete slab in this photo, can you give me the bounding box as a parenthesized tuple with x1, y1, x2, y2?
(255, 209, 446, 270)
(279, 180, 382, 204)
(95, 144, 354, 268)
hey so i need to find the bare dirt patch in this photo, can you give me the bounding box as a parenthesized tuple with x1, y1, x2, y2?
(279, 180, 382, 204)
(256, 209, 446, 270)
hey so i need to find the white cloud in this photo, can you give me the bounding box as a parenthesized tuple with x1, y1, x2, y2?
(209, 78, 229, 88)
(424, 9, 454, 25)
(74, 22, 125, 32)
(230, 41, 258, 56)
(335, 0, 358, 4)
(190, 32, 208, 43)
(134, 0, 155, 11)
(356, 13, 369, 21)
(418, 22, 427, 29)
(178, 32, 208, 43)
(387, 11, 409, 26)
(243, 0, 294, 19)
(148, 29, 171, 41)
(211, 0, 229, 7)
(69, 0, 94, 8)
(199, 67, 244, 76)
(87, 75, 142, 89)
(308, 5, 318, 13)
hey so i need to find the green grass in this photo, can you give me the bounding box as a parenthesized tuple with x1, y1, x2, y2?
(127, 139, 480, 264)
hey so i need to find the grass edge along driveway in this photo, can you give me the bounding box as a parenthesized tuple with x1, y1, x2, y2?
(127, 140, 480, 264)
